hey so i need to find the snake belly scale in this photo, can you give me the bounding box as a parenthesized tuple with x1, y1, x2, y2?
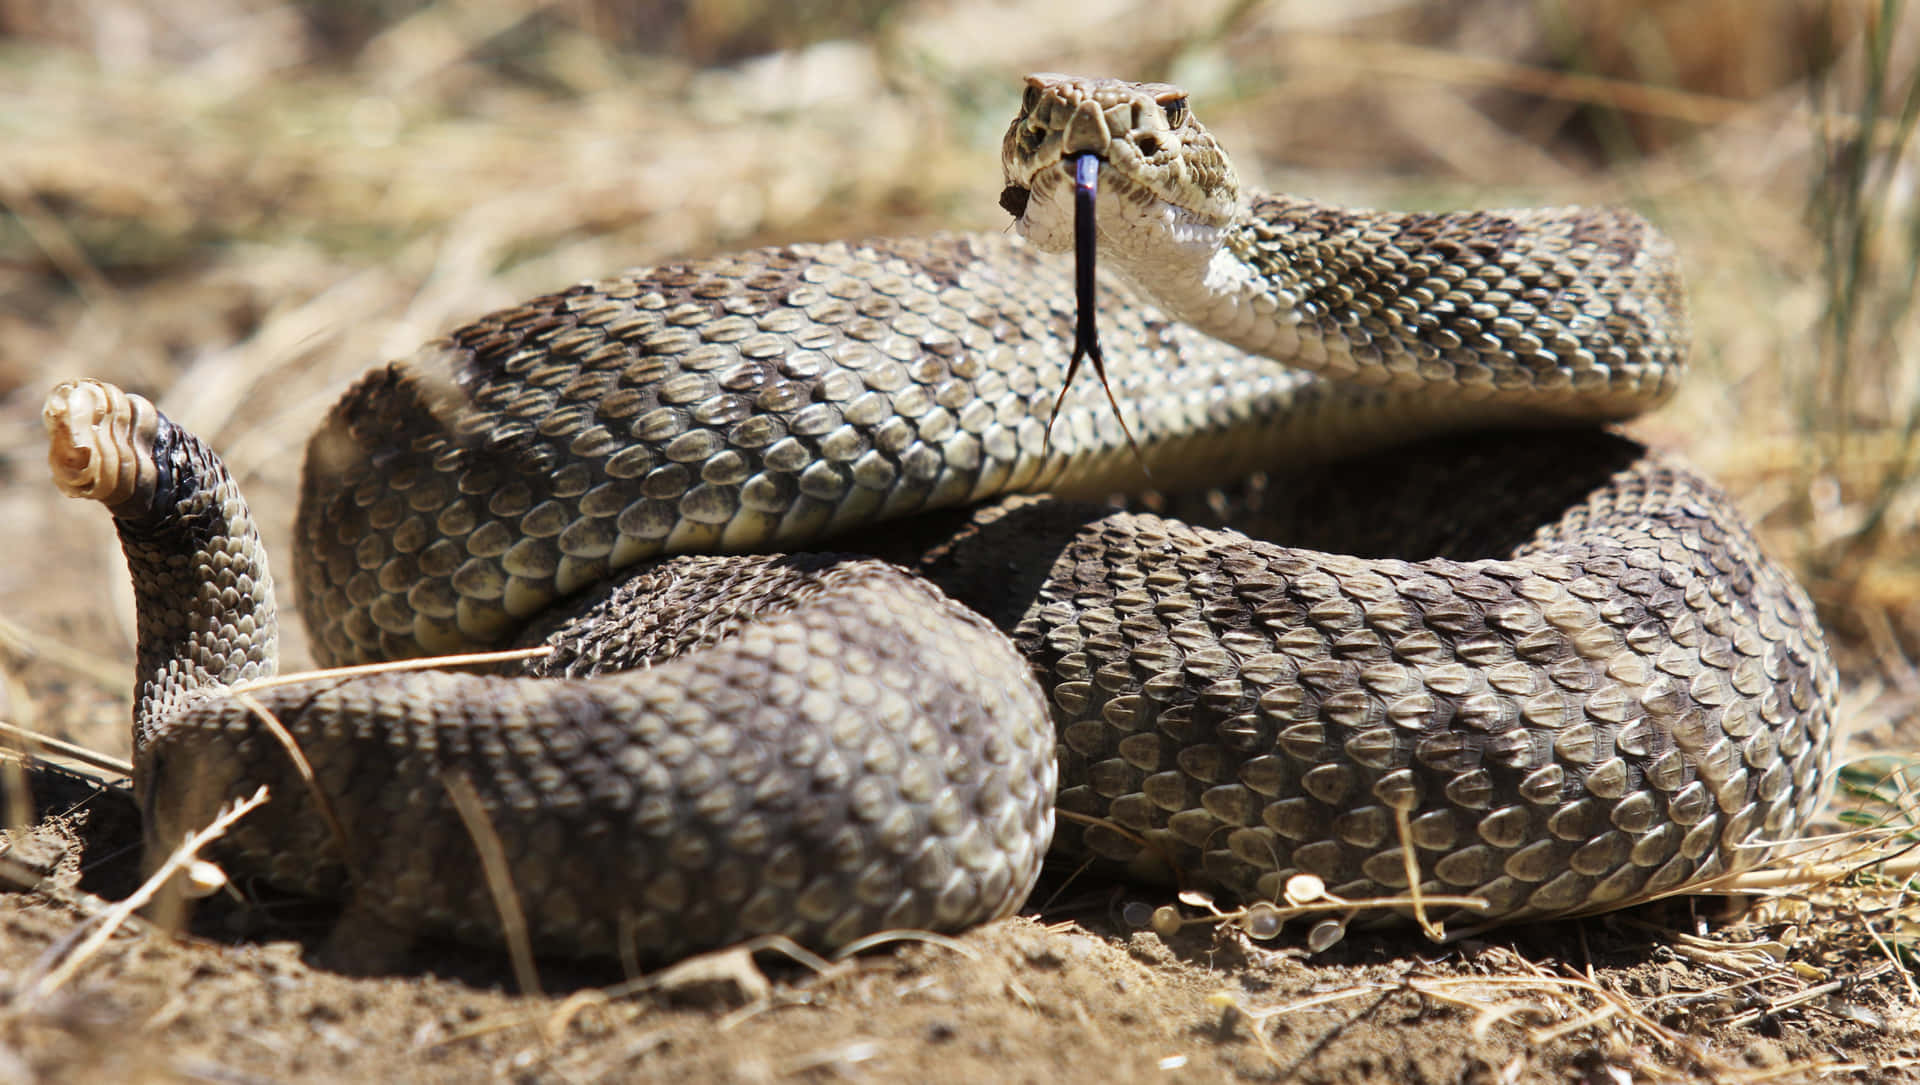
(45, 74, 1836, 965)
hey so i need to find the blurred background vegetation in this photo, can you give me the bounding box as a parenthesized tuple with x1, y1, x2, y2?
(0, 0, 1914, 754)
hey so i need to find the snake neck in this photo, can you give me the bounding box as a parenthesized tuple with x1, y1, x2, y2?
(46, 382, 279, 749)
(1091, 193, 1463, 370)
(1097, 217, 1284, 357)
(1096, 191, 1688, 423)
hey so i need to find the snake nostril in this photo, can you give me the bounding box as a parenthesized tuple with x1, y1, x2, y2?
(999, 185, 1031, 218)
(1138, 134, 1161, 157)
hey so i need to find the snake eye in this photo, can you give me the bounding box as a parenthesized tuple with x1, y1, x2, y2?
(1160, 94, 1188, 127)
(1022, 84, 1042, 115)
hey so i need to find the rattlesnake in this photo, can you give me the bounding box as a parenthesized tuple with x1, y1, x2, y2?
(45, 74, 1836, 965)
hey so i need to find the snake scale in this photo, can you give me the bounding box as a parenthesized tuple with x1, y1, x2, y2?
(45, 75, 1836, 966)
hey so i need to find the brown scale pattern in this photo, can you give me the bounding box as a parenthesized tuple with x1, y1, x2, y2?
(909, 430, 1832, 929)
(108, 408, 1056, 962)
(1235, 195, 1689, 407)
(294, 236, 1381, 666)
(147, 555, 1054, 964)
(50, 75, 1840, 965)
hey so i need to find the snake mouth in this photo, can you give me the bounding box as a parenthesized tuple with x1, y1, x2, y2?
(997, 147, 1100, 225)
(995, 147, 1107, 290)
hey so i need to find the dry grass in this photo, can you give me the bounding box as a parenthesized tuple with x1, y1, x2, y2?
(2, 0, 1920, 1081)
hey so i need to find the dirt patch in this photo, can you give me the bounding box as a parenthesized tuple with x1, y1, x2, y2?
(0, 777, 1913, 1083)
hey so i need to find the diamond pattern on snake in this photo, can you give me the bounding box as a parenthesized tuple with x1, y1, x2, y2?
(45, 74, 1836, 967)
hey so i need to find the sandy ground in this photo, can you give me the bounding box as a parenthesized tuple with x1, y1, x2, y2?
(1, 764, 1915, 1083)
(2, 1, 1919, 1081)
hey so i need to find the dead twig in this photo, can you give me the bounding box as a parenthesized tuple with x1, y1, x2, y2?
(0, 719, 133, 779)
(443, 772, 542, 998)
(228, 646, 553, 696)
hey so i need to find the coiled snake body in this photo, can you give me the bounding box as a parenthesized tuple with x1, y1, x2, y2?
(47, 75, 1836, 965)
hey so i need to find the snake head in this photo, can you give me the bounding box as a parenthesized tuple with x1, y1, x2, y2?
(1000, 73, 1241, 264)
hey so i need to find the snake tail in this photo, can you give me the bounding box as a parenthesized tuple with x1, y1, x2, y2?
(45, 380, 280, 739)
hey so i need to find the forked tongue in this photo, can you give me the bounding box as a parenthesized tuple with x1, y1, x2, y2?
(1045, 153, 1144, 467)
